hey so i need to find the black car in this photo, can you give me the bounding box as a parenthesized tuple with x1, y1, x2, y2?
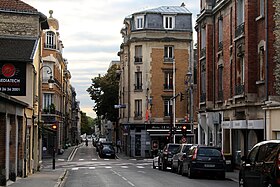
(181, 145, 226, 179)
(239, 140, 280, 187)
(99, 144, 116, 158)
(158, 143, 180, 171)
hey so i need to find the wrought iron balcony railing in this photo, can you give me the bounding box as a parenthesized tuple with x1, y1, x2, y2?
(134, 56, 142, 63)
(235, 22, 245, 38)
(235, 84, 244, 95)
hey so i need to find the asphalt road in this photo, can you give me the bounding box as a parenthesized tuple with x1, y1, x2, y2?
(59, 143, 238, 187)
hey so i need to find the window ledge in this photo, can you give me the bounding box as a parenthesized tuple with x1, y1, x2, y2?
(255, 15, 264, 22)
(256, 80, 265, 85)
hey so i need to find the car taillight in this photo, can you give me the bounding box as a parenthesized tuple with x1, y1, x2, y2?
(192, 148, 197, 160)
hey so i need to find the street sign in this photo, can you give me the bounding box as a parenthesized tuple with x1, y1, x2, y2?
(114, 104, 126, 109)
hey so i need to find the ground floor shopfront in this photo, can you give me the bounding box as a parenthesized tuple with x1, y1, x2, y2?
(120, 123, 195, 158)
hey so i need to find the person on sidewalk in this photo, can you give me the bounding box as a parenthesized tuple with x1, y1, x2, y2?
(116, 139, 121, 153)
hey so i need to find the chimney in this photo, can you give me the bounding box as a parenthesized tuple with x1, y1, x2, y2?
(181, 2, 185, 7)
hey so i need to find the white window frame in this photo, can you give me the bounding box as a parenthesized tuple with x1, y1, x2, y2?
(164, 99, 173, 117)
(135, 15, 144, 29)
(46, 31, 56, 49)
(43, 93, 53, 110)
(135, 99, 142, 117)
(163, 15, 175, 29)
(164, 46, 174, 60)
(259, 0, 264, 17)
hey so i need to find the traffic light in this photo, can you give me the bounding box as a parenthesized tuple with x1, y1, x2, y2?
(180, 92, 184, 101)
(181, 125, 187, 136)
(51, 124, 57, 130)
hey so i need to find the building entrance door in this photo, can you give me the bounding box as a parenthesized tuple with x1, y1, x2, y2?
(135, 135, 141, 156)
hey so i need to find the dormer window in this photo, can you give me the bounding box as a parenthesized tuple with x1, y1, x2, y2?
(45, 31, 56, 49)
(135, 15, 144, 29)
(163, 15, 175, 29)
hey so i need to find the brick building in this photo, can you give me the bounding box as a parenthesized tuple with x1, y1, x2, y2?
(0, 0, 48, 183)
(195, 0, 280, 168)
(118, 4, 193, 157)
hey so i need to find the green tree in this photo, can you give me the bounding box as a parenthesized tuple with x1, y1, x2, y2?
(80, 111, 92, 135)
(87, 64, 119, 122)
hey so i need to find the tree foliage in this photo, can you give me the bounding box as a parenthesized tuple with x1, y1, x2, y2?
(87, 64, 119, 122)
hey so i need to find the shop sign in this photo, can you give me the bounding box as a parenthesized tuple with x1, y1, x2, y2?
(0, 62, 26, 96)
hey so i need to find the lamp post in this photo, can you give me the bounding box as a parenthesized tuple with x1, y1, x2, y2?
(38, 65, 54, 161)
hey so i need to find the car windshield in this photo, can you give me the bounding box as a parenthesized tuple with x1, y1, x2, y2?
(168, 145, 180, 152)
(197, 148, 221, 157)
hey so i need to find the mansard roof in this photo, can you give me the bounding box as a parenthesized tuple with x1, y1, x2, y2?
(135, 6, 191, 15)
(0, 0, 38, 14)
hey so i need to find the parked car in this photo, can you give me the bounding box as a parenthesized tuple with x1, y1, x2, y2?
(158, 143, 180, 171)
(99, 144, 116, 159)
(96, 138, 107, 152)
(171, 144, 193, 174)
(239, 140, 280, 187)
(181, 145, 226, 179)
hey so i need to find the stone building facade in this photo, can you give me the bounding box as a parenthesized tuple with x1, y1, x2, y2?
(118, 4, 193, 157)
(0, 0, 48, 184)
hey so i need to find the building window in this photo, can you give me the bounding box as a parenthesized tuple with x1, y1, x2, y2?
(164, 46, 174, 61)
(135, 72, 142, 90)
(259, 47, 265, 81)
(259, 0, 264, 17)
(201, 27, 206, 49)
(135, 99, 142, 118)
(218, 65, 223, 100)
(45, 31, 56, 49)
(218, 18, 223, 51)
(43, 93, 53, 111)
(237, 0, 244, 26)
(164, 71, 173, 90)
(235, 56, 245, 95)
(200, 60, 206, 102)
(135, 15, 144, 29)
(163, 15, 175, 29)
(164, 99, 173, 117)
(135, 45, 142, 63)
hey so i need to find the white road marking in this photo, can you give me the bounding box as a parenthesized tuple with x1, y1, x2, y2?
(128, 181, 135, 186)
(122, 177, 127, 181)
(89, 167, 95, 169)
(104, 159, 109, 161)
(72, 168, 79, 171)
(136, 166, 145, 169)
(121, 166, 128, 168)
(79, 159, 84, 161)
(105, 166, 112, 169)
(58, 159, 65, 161)
(92, 159, 97, 161)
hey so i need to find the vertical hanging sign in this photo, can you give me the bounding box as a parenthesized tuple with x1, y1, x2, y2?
(0, 62, 26, 96)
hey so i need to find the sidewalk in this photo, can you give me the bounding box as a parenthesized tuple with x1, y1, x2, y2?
(4, 145, 79, 187)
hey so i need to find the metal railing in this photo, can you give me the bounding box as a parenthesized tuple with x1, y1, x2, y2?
(235, 22, 245, 38)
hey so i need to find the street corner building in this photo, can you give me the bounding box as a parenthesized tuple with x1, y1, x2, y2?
(0, 0, 49, 184)
(117, 3, 195, 157)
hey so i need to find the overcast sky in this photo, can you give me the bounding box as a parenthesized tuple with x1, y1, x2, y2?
(23, 0, 200, 118)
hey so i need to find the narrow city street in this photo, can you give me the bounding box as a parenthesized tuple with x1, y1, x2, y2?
(51, 143, 238, 187)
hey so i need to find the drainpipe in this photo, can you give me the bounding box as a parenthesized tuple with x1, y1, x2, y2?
(264, 0, 268, 140)
(24, 110, 27, 178)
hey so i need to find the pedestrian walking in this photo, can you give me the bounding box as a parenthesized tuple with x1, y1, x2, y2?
(116, 139, 121, 153)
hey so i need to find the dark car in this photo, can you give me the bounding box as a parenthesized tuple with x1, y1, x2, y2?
(181, 145, 226, 179)
(99, 144, 116, 158)
(239, 140, 280, 187)
(171, 144, 193, 174)
(158, 143, 180, 171)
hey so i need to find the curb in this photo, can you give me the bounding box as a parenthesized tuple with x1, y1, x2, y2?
(54, 169, 68, 187)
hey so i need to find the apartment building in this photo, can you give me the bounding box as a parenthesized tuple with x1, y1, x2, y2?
(41, 11, 74, 156)
(0, 0, 49, 183)
(195, 0, 280, 168)
(118, 4, 193, 157)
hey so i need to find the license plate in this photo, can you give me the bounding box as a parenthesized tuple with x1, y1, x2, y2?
(106, 154, 111, 156)
(168, 158, 172, 161)
(204, 164, 215, 168)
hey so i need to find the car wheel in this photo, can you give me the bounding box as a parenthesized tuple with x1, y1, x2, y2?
(188, 166, 194, 179)
(177, 164, 181, 175)
(239, 175, 246, 187)
(158, 159, 162, 170)
(162, 161, 167, 171)
(219, 172, 225, 180)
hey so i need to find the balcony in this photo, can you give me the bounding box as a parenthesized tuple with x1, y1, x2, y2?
(218, 90, 223, 101)
(134, 56, 142, 63)
(164, 57, 174, 63)
(163, 84, 173, 90)
(134, 84, 143, 91)
(218, 41, 223, 51)
(235, 84, 244, 95)
(235, 22, 245, 38)
(200, 92, 206, 103)
(200, 47, 206, 58)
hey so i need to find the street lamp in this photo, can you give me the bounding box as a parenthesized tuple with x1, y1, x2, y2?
(38, 65, 54, 161)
